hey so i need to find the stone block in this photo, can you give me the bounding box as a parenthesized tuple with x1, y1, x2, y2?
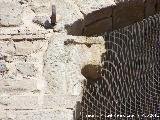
(0, 61, 8, 74)
(29, 0, 51, 14)
(32, 16, 52, 29)
(0, 111, 7, 119)
(6, 109, 74, 120)
(13, 56, 27, 62)
(0, 95, 38, 110)
(0, 95, 79, 111)
(0, 27, 48, 36)
(16, 63, 37, 77)
(113, 0, 145, 30)
(42, 95, 79, 109)
(14, 40, 47, 56)
(0, 1, 23, 27)
(145, 0, 156, 17)
(43, 33, 105, 95)
(31, 6, 50, 15)
(54, 0, 84, 36)
(83, 17, 112, 36)
(84, 6, 113, 26)
(73, 0, 115, 26)
(0, 78, 37, 94)
(0, 41, 16, 57)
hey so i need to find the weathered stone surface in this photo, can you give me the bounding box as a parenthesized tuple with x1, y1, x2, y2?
(0, 27, 48, 36)
(0, 40, 16, 57)
(16, 63, 37, 77)
(73, 0, 115, 26)
(0, 61, 7, 74)
(33, 16, 52, 29)
(83, 17, 112, 36)
(113, 1, 145, 29)
(0, 1, 23, 27)
(29, 0, 51, 15)
(0, 41, 15, 63)
(0, 95, 79, 110)
(43, 34, 83, 95)
(0, 95, 38, 110)
(0, 95, 77, 119)
(31, 6, 50, 15)
(43, 95, 80, 109)
(15, 41, 47, 56)
(54, 0, 84, 35)
(0, 111, 7, 119)
(43, 33, 106, 95)
(0, 53, 4, 60)
(145, 0, 156, 17)
(6, 109, 74, 120)
(0, 1, 159, 120)
(0, 78, 37, 94)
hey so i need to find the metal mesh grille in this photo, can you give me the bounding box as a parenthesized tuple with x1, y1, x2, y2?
(79, 14, 160, 119)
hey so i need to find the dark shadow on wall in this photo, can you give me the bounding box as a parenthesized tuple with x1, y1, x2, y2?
(65, 19, 84, 36)
(65, 18, 113, 37)
(75, 64, 104, 120)
(69, 2, 160, 118)
(76, 14, 160, 119)
(65, 0, 160, 37)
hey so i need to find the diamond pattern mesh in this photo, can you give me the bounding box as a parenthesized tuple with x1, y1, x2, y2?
(79, 14, 160, 119)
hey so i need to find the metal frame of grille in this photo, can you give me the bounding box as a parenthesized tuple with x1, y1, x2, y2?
(79, 13, 160, 119)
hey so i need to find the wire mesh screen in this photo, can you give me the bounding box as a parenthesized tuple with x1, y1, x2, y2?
(79, 14, 160, 119)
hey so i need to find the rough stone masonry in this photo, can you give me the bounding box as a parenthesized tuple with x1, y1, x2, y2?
(0, 0, 159, 119)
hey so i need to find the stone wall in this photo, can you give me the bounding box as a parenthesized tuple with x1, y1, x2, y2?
(52, 0, 160, 36)
(0, 0, 159, 120)
(69, 0, 159, 36)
